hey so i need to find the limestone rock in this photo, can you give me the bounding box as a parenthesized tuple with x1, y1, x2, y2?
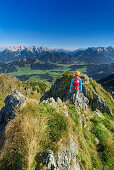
(42, 97, 57, 107)
(42, 97, 67, 109)
(65, 91, 89, 111)
(57, 136, 80, 170)
(0, 90, 27, 130)
(41, 97, 68, 117)
(57, 144, 71, 170)
(96, 109, 105, 118)
(43, 150, 57, 170)
(70, 135, 80, 170)
(40, 77, 67, 103)
(92, 94, 112, 116)
(56, 97, 63, 105)
(43, 136, 80, 170)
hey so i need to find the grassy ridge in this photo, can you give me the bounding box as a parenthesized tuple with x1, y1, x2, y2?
(0, 101, 70, 170)
(0, 73, 114, 169)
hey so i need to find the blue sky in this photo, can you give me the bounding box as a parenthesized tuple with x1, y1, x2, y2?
(0, 0, 114, 50)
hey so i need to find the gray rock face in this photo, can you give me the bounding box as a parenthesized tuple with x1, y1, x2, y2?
(57, 144, 71, 170)
(40, 77, 89, 111)
(43, 150, 57, 170)
(43, 136, 80, 170)
(65, 91, 89, 111)
(56, 97, 63, 105)
(0, 90, 27, 130)
(40, 78, 63, 102)
(57, 136, 80, 170)
(92, 94, 112, 116)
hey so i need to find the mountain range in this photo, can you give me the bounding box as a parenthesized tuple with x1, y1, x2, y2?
(0, 46, 114, 64)
(73, 46, 114, 64)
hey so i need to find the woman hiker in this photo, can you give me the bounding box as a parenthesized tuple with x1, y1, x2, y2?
(70, 71, 82, 103)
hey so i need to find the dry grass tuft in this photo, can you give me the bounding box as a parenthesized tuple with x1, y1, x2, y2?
(0, 104, 48, 170)
(26, 98, 39, 104)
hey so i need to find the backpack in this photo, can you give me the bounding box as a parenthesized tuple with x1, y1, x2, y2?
(73, 77, 80, 90)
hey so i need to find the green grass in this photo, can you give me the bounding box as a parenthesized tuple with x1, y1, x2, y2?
(0, 101, 70, 170)
(67, 105, 103, 170)
(0, 72, 114, 170)
(0, 74, 49, 109)
(91, 123, 114, 169)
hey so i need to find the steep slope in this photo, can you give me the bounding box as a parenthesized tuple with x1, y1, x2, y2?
(0, 73, 114, 170)
(69, 63, 114, 80)
(0, 73, 48, 109)
(87, 63, 114, 80)
(98, 74, 114, 97)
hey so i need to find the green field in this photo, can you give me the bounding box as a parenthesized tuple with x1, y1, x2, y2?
(8, 64, 87, 82)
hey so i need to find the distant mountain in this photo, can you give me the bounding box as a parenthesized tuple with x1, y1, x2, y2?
(51, 48, 73, 54)
(7, 46, 74, 54)
(87, 63, 114, 79)
(38, 52, 73, 64)
(69, 63, 114, 80)
(98, 74, 114, 97)
(0, 46, 50, 62)
(6, 45, 50, 53)
(0, 46, 73, 64)
(73, 46, 114, 64)
(0, 45, 114, 64)
(71, 48, 86, 55)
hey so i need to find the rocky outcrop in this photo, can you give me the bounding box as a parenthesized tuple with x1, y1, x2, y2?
(41, 97, 68, 116)
(43, 150, 56, 170)
(64, 91, 89, 111)
(41, 90, 89, 112)
(40, 76, 89, 111)
(92, 94, 112, 116)
(0, 90, 27, 130)
(43, 136, 80, 170)
(40, 78, 63, 102)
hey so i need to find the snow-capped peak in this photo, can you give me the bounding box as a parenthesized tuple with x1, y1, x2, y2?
(6, 45, 50, 53)
(7, 45, 26, 52)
